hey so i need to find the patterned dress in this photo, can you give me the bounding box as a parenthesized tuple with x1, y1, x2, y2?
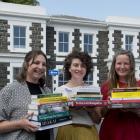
(99, 80, 140, 140)
(0, 81, 50, 140)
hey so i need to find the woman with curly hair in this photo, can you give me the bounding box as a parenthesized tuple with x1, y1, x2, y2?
(55, 50, 99, 140)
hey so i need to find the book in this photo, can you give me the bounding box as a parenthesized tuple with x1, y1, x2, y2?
(112, 87, 140, 92)
(77, 86, 101, 95)
(35, 120, 73, 131)
(111, 91, 140, 98)
(30, 115, 72, 127)
(72, 94, 102, 98)
(31, 93, 62, 99)
(72, 97, 102, 101)
(68, 100, 108, 107)
(31, 96, 68, 104)
(109, 99, 140, 108)
(110, 99, 140, 103)
(28, 102, 69, 113)
(30, 111, 71, 121)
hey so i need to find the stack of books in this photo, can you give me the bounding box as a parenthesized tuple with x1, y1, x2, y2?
(110, 87, 140, 108)
(69, 86, 107, 107)
(28, 93, 72, 130)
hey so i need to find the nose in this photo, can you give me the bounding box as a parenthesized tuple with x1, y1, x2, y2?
(120, 64, 125, 68)
(38, 63, 44, 69)
(77, 65, 82, 70)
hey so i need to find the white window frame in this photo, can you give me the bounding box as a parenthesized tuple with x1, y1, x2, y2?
(8, 20, 31, 53)
(13, 25, 26, 49)
(7, 62, 23, 83)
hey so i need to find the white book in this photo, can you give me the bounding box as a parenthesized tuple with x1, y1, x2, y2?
(31, 120, 72, 131)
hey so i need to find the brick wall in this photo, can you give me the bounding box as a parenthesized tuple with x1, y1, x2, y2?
(0, 62, 10, 90)
(0, 19, 10, 52)
(46, 26, 56, 89)
(29, 22, 43, 50)
(97, 31, 109, 85)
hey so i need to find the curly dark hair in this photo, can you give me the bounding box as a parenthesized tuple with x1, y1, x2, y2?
(63, 51, 93, 81)
(16, 50, 47, 87)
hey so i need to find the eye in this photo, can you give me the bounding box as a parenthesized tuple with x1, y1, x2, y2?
(73, 63, 79, 67)
(33, 61, 39, 65)
(42, 63, 47, 67)
(81, 64, 86, 68)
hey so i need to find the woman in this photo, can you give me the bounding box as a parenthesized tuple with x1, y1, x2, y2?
(100, 49, 140, 140)
(0, 50, 51, 140)
(55, 50, 99, 140)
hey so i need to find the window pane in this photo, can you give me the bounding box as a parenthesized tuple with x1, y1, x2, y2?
(13, 67, 21, 80)
(59, 33, 63, 42)
(64, 43, 68, 52)
(14, 26, 19, 37)
(20, 27, 26, 37)
(64, 33, 68, 42)
(20, 38, 25, 46)
(84, 35, 88, 43)
(59, 43, 63, 52)
(14, 38, 19, 45)
(89, 35, 93, 44)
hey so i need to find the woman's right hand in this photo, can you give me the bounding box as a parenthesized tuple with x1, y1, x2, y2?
(18, 113, 39, 132)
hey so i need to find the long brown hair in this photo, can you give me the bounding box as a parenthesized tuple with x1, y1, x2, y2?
(16, 50, 47, 87)
(108, 49, 136, 89)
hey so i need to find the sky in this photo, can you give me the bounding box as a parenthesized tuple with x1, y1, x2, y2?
(39, 0, 140, 21)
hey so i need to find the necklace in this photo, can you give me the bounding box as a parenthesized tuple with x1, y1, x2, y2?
(68, 80, 85, 87)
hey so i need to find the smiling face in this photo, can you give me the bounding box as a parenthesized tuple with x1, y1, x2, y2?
(26, 54, 46, 83)
(69, 58, 87, 81)
(115, 54, 131, 81)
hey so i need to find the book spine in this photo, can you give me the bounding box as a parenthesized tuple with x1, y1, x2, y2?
(111, 91, 140, 98)
(31, 111, 71, 121)
(77, 92, 100, 95)
(75, 97, 102, 101)
(112, 88, 140, 92)
(31, 115, 72, 127)
(31, 93, 63, 99)
(71, 100, 108, 106)
(28, 101, 68, 110)
(111, 99, 140, 104)
(40, 115, 72, 126)
(32, 97, 68, 104)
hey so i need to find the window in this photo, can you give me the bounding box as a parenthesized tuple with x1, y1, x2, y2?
(13, 67, 21, 81)
(84, 34, 93, 53)
(59, 32, 69, 52)
(85, 71, 93, 85)
(58, 72, 67, 86)
(13, 26, 26, 48)
(125, 35, 133, 51)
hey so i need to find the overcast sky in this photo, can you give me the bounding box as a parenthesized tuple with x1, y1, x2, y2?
(39, 0, 140, 21)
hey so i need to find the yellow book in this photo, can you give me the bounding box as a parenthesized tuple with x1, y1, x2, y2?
(111, 91, 140, 98)
(32, 96, 68, 104)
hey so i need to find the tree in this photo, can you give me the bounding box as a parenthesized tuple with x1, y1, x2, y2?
(1, 0, 39, 6)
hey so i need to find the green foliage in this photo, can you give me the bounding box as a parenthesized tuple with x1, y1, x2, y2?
(1, 0, 39, 6)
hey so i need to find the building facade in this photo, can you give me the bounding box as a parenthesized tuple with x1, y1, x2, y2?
(0, 2, 140, 91)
